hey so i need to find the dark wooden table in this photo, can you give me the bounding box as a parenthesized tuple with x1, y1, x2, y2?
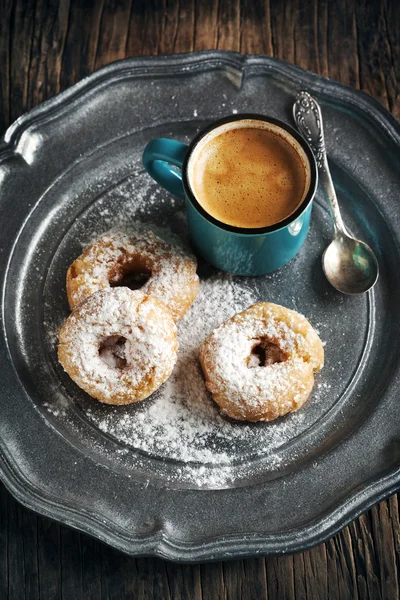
(1, 1, 399, 598)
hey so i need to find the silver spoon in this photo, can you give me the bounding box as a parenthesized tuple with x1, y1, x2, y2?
(293, 91, 379, 295)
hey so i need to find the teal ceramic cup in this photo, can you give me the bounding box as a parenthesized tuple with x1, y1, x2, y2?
(143, 114, 318, 275)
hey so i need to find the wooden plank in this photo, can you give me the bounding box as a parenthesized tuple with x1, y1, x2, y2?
(171, 0, 196, 54)
(27, 0, 71, 112)
(6, 490, 26, 599)
(315, 0, 329, 78)
(383, 0, 400, 118)
(370, 502, 399, 600)
(132, 557, 171, 600)
(80, 534, 103, 600)
(293, 552, 307, 600)
(292, 0, 321, 75)
(0, 485, 9, 599)
(0, 0, 14, 133)
(37, 516, 62, 599)
(270, 0, 296, 65)
(60, 527, 83, 599)
(22, 507, 40, 599)
(348, 514, 383, 599)
(94, 0, 133, 69)
(200, 562, 226, 600)
(8, 0, 36, 124)
(240, 0, 273, 56)
(99, 542, 138, 600)
(60, 0, 106, 89)
(355, 0, 392, 109)
(325, 0, 360, 88)
(266, 555, 295, 600)
(220, 559, 245, 600)
(140, 0, 170, 56)
(388, 496, 400, 581)
(125, 0, 148, 57)
(216, 0, 241, 52)
(165, 561, 202, 600)
(242, 558, 268, 599)
(194, 0, 219, 52)
(302, 545, 328, 600)
(326, 527, 359, 600)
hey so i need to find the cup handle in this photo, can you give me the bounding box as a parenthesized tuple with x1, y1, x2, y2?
(142, 138, 188, 198)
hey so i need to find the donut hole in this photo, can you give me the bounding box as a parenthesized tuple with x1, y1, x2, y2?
(99, 335, 128, 369)
(110, 257, 152, 291)
(247, 339, 287, 368)
(114, 269, 152, 290)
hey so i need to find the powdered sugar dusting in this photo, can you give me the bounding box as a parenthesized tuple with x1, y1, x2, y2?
(66, 226, 199, 322)
(81, 274, 316, 476)
(40, 161, 332, 488)
(58, 288, 178, 404)
(200, 303, 324, 421)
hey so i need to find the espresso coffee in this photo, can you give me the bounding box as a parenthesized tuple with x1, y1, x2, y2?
(189, 121, 309, 229)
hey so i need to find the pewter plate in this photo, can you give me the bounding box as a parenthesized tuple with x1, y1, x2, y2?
(1, 51, 400, 561)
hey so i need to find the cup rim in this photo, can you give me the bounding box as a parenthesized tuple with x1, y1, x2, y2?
(182, 113, 318, 235)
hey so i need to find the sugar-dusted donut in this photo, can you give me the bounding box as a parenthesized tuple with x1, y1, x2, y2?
(200, 302, 324, 422)
(66, 227, 199, 321)
(58, 288, 178, 405)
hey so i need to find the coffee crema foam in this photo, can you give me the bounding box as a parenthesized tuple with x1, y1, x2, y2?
(188, 120, 310, 229)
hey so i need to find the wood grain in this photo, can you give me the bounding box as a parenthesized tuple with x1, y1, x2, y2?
(0, 0, 399, 598)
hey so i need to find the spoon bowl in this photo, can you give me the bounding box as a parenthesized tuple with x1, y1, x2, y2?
(322, 233, 379, 295)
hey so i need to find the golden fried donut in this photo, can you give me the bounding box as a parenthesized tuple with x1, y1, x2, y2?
(200, 302, 324, 422)
(66, 227, 199, 321)
(58, 287, 178, 405)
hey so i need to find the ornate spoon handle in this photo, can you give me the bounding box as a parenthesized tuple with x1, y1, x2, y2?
(293, 91, 346, 235)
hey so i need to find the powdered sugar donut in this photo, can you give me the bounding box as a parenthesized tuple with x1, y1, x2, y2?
(58, 288, 178, 405)
(200, 302, 324, 422)
(66, 227, 199, 321)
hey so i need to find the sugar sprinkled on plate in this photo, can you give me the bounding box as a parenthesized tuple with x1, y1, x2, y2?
(42, 166, 329, 487)
(81, 270, 315, 469)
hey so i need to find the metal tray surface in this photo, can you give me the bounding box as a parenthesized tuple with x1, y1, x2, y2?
(1, 51, 400, 561)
